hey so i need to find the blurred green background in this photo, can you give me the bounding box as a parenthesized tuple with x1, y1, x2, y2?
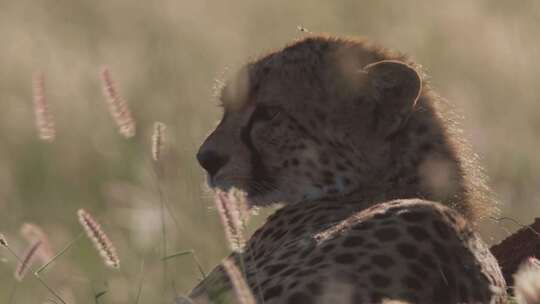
(1, 0, 540, 303)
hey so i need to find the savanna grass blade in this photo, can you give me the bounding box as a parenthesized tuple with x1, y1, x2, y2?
(162, 250, 206, 279)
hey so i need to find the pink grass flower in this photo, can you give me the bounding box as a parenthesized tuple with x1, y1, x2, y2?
(78, 209, 120, 269)
(32, 71, 55, 142)
(100, 66, 136, 138)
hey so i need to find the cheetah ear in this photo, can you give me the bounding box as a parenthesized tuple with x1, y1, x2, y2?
(363, 60, 422, 137)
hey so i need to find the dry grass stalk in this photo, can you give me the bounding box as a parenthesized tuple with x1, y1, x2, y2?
(15, 240, 42, 281)
(58, 286, 76, 304)
(222, 257, 255, 304)
(214, 188, 250, 252)
(514, 257, 540, 304)
(0, 233, 7, 247)
(100, 66, 136, 138)
(152, 122, 166, 161)
(77, 209, 120, 269)
(32, 71, 55, 142)
(20, 223, 54, 262)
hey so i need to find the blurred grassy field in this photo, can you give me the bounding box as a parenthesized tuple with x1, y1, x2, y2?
(1, 0, 540, 303)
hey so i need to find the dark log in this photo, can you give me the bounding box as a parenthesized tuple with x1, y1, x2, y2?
(490, 217, 540, 287)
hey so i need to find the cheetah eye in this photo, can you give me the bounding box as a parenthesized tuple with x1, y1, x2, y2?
(252, 105, 281, 121)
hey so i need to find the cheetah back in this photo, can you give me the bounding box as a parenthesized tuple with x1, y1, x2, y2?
(190, 199, 506, 304)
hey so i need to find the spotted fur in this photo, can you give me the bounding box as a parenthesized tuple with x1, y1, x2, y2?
(191, 200, 505, 303)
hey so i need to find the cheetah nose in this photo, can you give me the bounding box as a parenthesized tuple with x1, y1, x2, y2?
(196, 149, 230, 177)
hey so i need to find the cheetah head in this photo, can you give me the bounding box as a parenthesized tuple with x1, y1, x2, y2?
(197, 36, 435, 207)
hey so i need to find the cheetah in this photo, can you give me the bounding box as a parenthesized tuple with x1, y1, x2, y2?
(190, 35, 506, 303)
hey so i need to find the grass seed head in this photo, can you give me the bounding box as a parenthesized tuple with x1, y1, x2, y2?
(514, 257, 540, 304)
(20, 223, 54, 262)
(77, 208, 120, 269)
(14, 240, 42, 281)
(32, 70, 55, 142)
(222, 257, 255, 304)
(214, 188, 250, 252)
(152, 122, 166, 161)
(100, 66, 136, 138)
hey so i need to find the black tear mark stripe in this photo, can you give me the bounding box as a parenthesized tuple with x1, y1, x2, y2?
(240, 106, 276, 196)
